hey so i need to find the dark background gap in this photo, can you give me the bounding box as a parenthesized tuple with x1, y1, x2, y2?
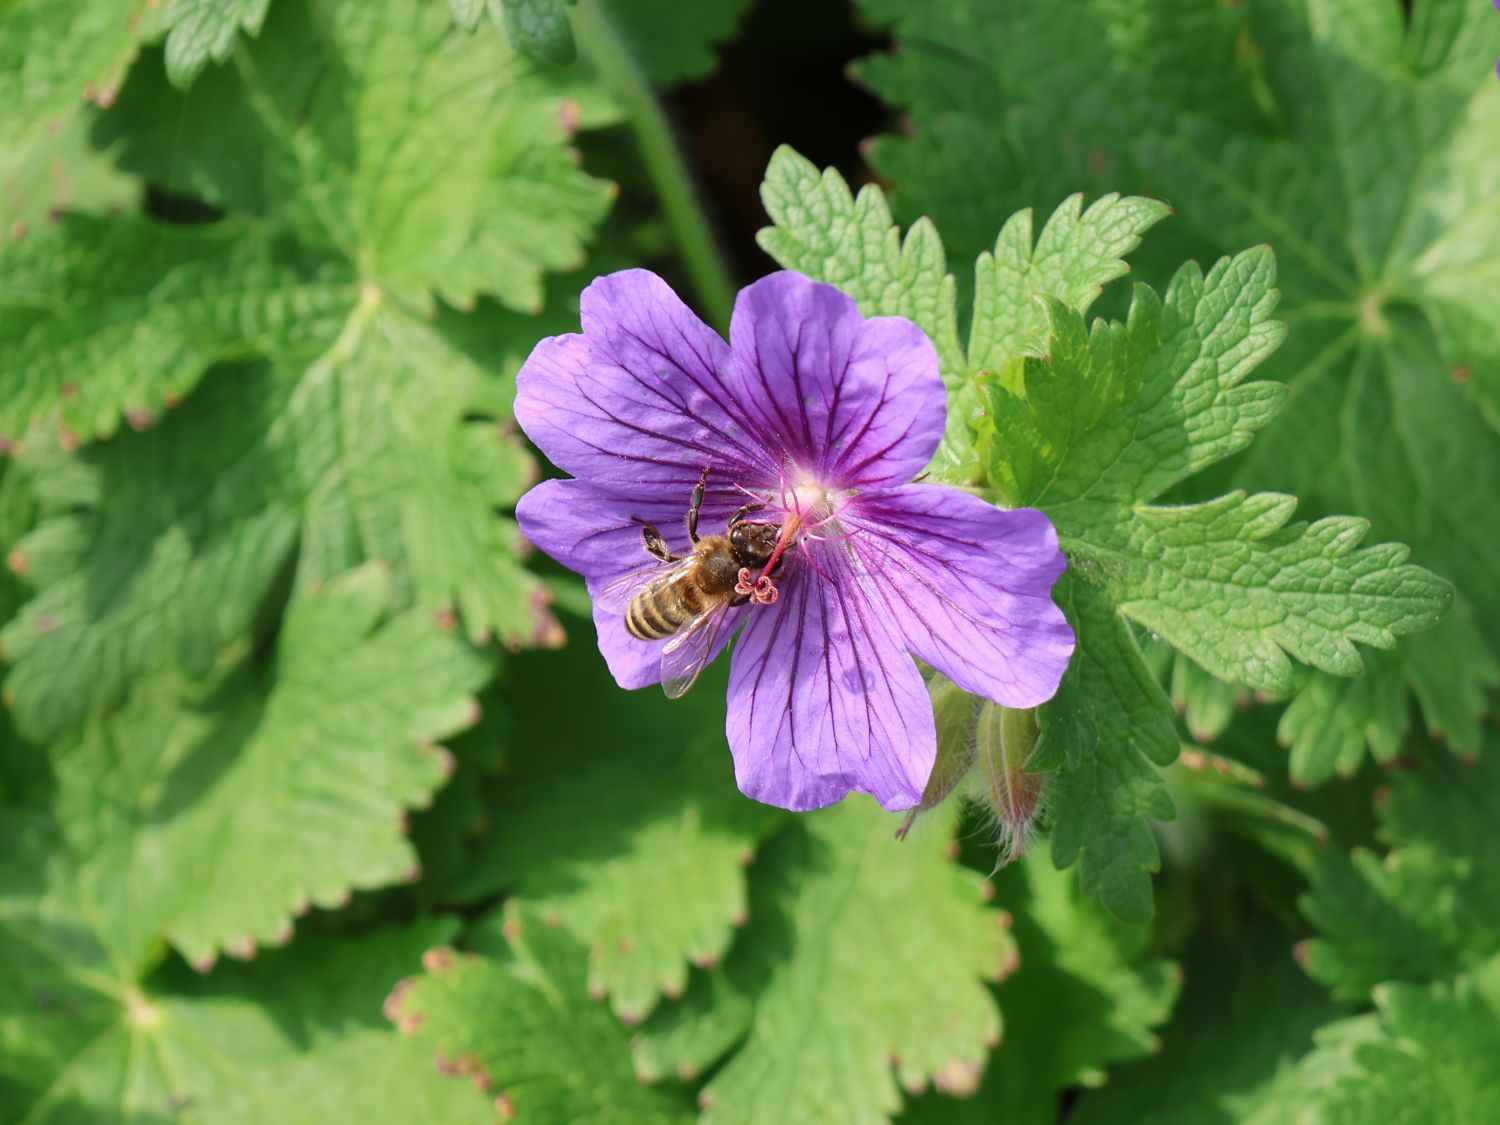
(666, 0, 891, 283)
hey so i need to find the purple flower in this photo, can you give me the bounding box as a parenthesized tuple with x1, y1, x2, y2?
(514, 269, 1074, 811)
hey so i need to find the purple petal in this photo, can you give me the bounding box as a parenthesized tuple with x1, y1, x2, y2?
(517, 478, 747, 689)
(725, 272, 945, 489)
(726, 551, 935, 811)
(846, 484, 1074, 708)
(517, 477, 742, 582)
(514, 270, 776, 501)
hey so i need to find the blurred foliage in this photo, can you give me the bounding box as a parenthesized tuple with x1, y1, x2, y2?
(1, 0, 1497, 1122)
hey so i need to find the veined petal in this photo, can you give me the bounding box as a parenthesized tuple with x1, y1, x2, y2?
(846, 484, 1074, 707)
(726, 551, 935, 811)
(725, 272, 945, 488)
(517, 478, 747, 689)
(516, 478, 749, 579)
(514, 270, 775, 500)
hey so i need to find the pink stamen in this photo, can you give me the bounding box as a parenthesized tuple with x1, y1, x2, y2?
(803, 525, 859, 545)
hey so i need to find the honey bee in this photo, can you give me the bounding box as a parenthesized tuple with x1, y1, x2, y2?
(598, 469, 784, 698)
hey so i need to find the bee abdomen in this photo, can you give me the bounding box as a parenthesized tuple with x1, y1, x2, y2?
(626, 578, 699, 641)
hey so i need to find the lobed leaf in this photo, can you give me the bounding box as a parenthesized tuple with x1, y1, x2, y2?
(161, 0, 272, 87)
(902, 842, 1180, 1123)
(1300, 744, 1500, 1001)
(42, 565, 490, 966)
(853, 0, 1500, 771)
(0, 890, 487, 1124)
(635, 799, 1013, 1124)
(458, 727, 780, 1023)
(390, 906, 693, 1123)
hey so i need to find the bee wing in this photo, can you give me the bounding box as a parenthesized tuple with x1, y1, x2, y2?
(594, 560, 677, 614)
(660, 599, 734, 700)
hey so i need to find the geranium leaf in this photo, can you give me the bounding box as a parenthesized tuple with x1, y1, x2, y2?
(0, 867, 488, 1125)
(1301, 743, 1500, 1001)
(901, 841, 1180, 1122)
(40, 565, 489, 965)
(161, 0, 272, 88)
(1064, 922, 1340, 1125)
(459, 728, 780, 1023)
(389, 905, 694, 1123)
(635, 799, 1013, 1124)
(2, 0, 611, 738)
(851, 0, 1500, 778)
(1252, 959, 1500, 1125)
(761, 151, 1450, 920)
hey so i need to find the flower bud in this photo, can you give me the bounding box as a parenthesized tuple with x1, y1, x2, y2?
(977, 704, 1044, 864)
(895, 677, 981, 839)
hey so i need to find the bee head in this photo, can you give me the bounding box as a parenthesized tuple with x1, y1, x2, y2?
(729, 520, 781, 570)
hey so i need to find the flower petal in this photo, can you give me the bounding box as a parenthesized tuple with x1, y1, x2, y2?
(725, 271, 945, 489)
(514, 270, 775, 500)
(517, 478, 745, 690)
(846, 484, 1074, 708)
(726, 552, 935, 811)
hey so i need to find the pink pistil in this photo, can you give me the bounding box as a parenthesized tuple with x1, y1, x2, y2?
(736, 567, 779, 605)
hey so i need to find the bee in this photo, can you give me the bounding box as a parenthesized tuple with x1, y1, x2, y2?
(598, 468, 784, 698)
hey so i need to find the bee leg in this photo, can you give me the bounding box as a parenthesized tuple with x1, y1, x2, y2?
(730, 593, 751, 607)
(729, 501, 766, 525)
(686, 466, 711, 543)
(630, 517, 681, 563)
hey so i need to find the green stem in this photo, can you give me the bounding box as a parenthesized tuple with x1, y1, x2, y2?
(571, 0, 736, 330)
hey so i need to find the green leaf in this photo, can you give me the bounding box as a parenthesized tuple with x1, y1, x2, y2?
(1170, 653, 1245, 745)
(458, 727, 780, 1024)
(0, 106, 139, 231)
(902, 843, 1180, 1124)
(637, 799, 1013, 1124)
(3, 302, 548, 741)
(3, 0, 611, 738)
(1041, 578, 1177, 924)
(758, 145, 962, 385)
(1259, 958, 1500, 1125)
(389, 905, 693, 1123)
(596, 0, 755, 84)
(987, 246, 1446, 917)
(43, 565, 489, 966)
(0, 873, 488, 1125)
(968, 192, 1171, 374)
(758, 146, 1166, 476)
(0, 218, 352, 445)
(450, 0, 486, 31)
(0, 0, 145, 139)
(497, 0, 577, 66)
(1300, 744, 1500, 1001)
(1067, 489, 1448, 695)
(1065, 920, 1339, 1125)
(98, 0, 611, 312)
(161, 0, 272, 87)
(754, 151, 1447, 922)
(852, 0, 1500, 768)
(760, 145, 1448, 921)
(1277, 658, 1406, 785)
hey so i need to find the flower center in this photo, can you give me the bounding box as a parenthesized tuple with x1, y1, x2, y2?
(731, 473, 857, 606)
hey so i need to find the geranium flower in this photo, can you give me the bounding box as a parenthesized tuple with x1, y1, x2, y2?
(514, 270, 1074, 811)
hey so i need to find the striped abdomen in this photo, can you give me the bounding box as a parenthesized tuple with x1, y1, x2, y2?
(626, 569, 714, 640)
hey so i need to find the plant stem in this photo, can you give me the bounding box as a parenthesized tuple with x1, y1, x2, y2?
(571, 0, 737, 330)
